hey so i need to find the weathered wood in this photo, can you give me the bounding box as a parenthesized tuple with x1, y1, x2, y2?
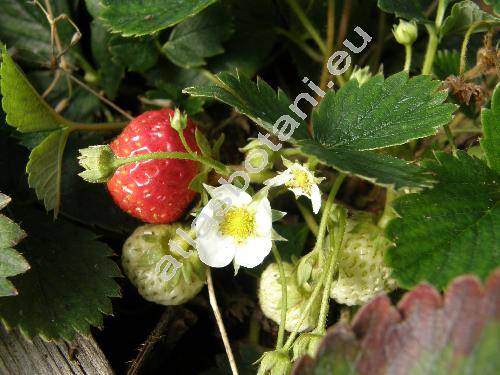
(0, 327, 113, 375)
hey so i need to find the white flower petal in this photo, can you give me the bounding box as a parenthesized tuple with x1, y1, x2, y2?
(196, 229, 237, 267)
(234, 235, 272, 268)
(254, 197, 273, 236)
(264, 172, 292, 187)
(310, 183, 322, 214)
(211, 184, 252, 207)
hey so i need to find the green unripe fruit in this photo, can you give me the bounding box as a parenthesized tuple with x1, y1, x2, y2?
(122, 224, 206, 305)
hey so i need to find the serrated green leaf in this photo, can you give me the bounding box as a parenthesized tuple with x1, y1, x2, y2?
(101, 0, 217, 37)
(0, 194, 29, 297)
(26, 129, 71, 215)
(1, 50, 73, 214)
(184, 71, 309, 142)
(162, 4, 233, 68)
(377, 0, 433, 22)
(441, 0, 500, 36)
(109, 36, 158, 73)
(0, 50, 71, 132)
(480, 83, 500, 173)
(433, 50, 461, 80)
(91, 20, 124, 99)
(0, 207, 121, 341)
(300, 140, 431, 189)
(312, 72, 456, 151)
(0, 0, 79, 65)
(386, 151, 500, 290)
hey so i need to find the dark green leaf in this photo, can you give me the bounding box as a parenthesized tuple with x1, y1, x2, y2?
(184, 71, 309, 142)
(0, 206, 121, 341)
(300, 140, 431, 189)
(480, 83, 500, 173)
(386, 151, 500, 289)
(162, 4, 233, 68)
(433, 50, 461, 80)
(0, 194, 29, 297)
(101, 0, 217, 37)
(377, 0, 433, 22)
(109, 36, 159, 73)
(91, 20, 124, 99)
(0, 0, 79, 65)
(208, 0, 279, 77)
(441, 0, 500, 36)
(312, 72, 456, 151)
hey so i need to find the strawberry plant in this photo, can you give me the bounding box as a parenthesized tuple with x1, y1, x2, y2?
(0, 0, 498, 374)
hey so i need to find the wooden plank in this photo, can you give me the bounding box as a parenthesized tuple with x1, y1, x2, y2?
(0, 327, 113, 375)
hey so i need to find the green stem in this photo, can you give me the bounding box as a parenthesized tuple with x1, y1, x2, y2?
(275, 28, 324, 62)
(314, 209, 346, 334)
(459, 21, 492, 76)
(282, 173, 346, 351)
(313, 174, 346, 253)
(421, 25, 438, 75)
(272, 244, 287, 350)
(296, 201, 319, 237)
(421, 0, 447, 75)
(248, 312, 261, 346)
(70, 122, 127, 132)
(285, 0, 327, 54)
(404, 44, 412, 72)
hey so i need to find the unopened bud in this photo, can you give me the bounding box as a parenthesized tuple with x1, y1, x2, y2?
(170, 108, 188, 131)
(257, 351, 291, 375)
(78, 145, 117, 183)
(350, 66, 372, 86)
(392, 20, 418, 46)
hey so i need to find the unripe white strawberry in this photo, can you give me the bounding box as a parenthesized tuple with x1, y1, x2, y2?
(259, 262, 320, 332)
(330, 216, 396, 306)
(122, 224, 206, 305)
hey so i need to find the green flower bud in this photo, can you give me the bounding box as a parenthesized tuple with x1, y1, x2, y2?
(350, 66, 372, 86)
(330, 216, 397, 306)
(259, 263, 320, 332)
(240, 139, 275, 171)
(257, 351, 291, 375)
(392, 20, 418, 46)
(78, 145, 117, 183)
(292, 332, 323, 360)
(122, 224, 206, 306)
(170, 108, 188, 131)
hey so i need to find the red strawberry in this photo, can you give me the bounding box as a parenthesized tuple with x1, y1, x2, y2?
(107, 109, 200, 224)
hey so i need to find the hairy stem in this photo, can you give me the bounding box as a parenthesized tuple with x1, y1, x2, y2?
(443, 124, 457, 155)
(207, 269, 239, 375)
(285, 0, 327, 54)
(272, 244, 287, 349)
(282, 173, 346, 351)
(296, 201, 320, 237)
(460, 21, 492, 76)
(314, 209, 346, 334)
(336, 0, 352, 50)
(276, 28, 324, 62)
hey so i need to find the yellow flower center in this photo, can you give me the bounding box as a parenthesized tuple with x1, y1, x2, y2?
(219, 207, 256, 242)
(286, 169, 312, 193)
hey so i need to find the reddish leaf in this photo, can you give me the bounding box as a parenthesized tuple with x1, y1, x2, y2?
(293, 269, 500, 375)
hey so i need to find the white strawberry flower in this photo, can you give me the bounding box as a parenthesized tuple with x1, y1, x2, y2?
(195, 184, 276, 269)
(265, 159, 324, 214)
